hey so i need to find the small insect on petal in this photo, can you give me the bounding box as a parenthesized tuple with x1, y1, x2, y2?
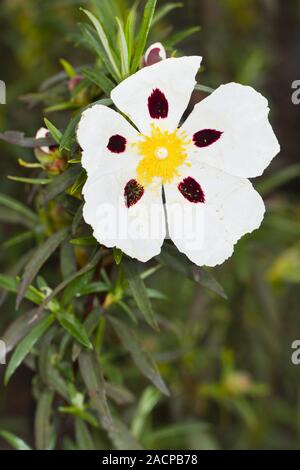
(193, 129, 223, 148)
(124, 179, 144, 208)
(148, 88, 169, 119)
(107, 134, 127, 153)
(178, 176, 205, 203)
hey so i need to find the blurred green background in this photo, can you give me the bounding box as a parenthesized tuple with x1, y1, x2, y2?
(1, 0, 300, 450)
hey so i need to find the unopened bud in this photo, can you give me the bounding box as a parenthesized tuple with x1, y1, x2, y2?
(143, 42, 166, 67)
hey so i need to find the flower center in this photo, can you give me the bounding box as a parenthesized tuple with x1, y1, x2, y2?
(155, 146, 168, 159)
(135, 125, 191, 186)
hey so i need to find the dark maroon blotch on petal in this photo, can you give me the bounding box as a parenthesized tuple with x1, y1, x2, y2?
(193, 129, 223, 148)
(124, 179, 144, 208)
(178, 176, 205, 203)
(107, 134, 127, 153)
(148, 88, 169, 119)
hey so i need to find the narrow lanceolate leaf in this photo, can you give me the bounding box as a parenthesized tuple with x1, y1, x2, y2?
(109, 316, 170, 396)
(8, 176, 51, 185)
(44, 118, 62, 144)
(0, 430, 31, 450)
(107, 419, 143, 451)
(0, 274, 44, 306)
(57, 312, 92, 349)
(116, 18, 129, 78)
(152, 2, 183, 26)
(125, 6, 137, 62)
(165, 26, 201, 48)
(75, 418, 96, 450)
(0, 130, 54, 148)
(35, 389, 54, 450)
(78, 350, 113, 430)
(40, 165, 82, 204)
(16, 227, 69, 309)
(156, 243, 227, 299)
(123, 258, 158, 330)
(81, 68, 114, 95)
(4, 314, 55, 385)
(256, 163, 300, 196)
(2, 308, 41, 354)
(131, 0, 157, 72)
(0, 193, 37, 224)
(81, 9, 121, 81)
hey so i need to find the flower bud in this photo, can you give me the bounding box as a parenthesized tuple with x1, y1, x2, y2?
(34, 127, 67, 175)
(143, 42, 166, 67)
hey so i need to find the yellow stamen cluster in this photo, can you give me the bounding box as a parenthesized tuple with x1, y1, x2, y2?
(135, 125, 191, 186)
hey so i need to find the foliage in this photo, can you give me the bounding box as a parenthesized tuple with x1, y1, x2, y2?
(0, 0, 299, 451)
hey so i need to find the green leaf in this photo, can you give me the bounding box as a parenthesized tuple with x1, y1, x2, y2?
(69, 170, 87, 195)
(165, 26, 201, 48)
(4, 314, 55, 385)
(69, 236, 97, 246)
(0, 430, 31, 450)
(2, 308, 41, 354)
(131, 0, 157, 72)
(105, 382, 135, 405)
(35, 389, 54, 450)
(0, 193, 37, 224)
(2, 230, 34, 249)
(81, 9, 121, 81)
(44, 118, 62, 144)
(59, 58, 76, 78)
(123, 258, 158, 330)
(113, 247, 123, 265)
(78, 350, 113, 429)
(75, 418, 96, 450)
(57, 312, 92, 349)
(109, 316, 169, 396)
(125, 6, 137, 62)
(40, 165, 81, 204)
(60, 241, 76, 280)
(16, 227, 69, 309)
(0, 274, 45, 306)
(81, 67, 114, 95)
(0, 208, 35, 228)
(157, 243, 227, 299)
(8, 176, 51, 185)
(0, 130, 54, 148)
(256, 164, 300, 196)
(116, 18, 129, 78)
(35, 250, 104, 317)
(131, 386, 161, 438)
(152, 2, 183, 25)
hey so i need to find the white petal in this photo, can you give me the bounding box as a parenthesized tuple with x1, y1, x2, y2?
(182, 82, 280, 178)
(111, 56, 202, 134)
(164, 163, 265, 267)
(83, 168, 166, 262)
(77, 104, 140, 177)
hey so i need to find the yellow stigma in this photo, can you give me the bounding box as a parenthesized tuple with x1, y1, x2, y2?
(135, 125, 191, 185)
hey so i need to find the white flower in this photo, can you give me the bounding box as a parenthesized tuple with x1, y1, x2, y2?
(77, 56, 280, 266)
